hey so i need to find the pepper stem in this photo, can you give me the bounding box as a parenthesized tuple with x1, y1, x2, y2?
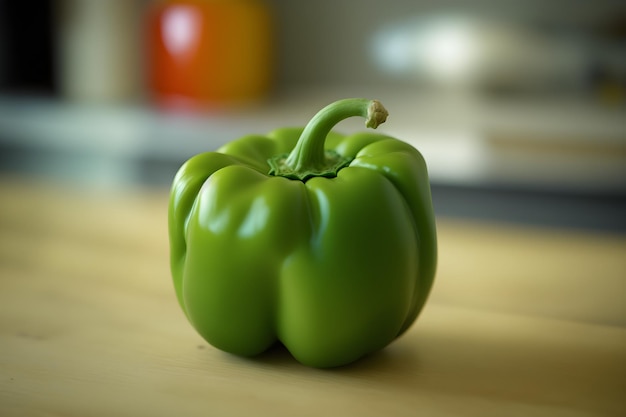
(268, 98, 388, 181)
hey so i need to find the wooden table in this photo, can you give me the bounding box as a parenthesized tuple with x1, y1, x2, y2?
(1, 178, 625, 416)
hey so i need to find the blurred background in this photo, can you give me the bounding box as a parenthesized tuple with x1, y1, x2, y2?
(1, 0, 625, 232)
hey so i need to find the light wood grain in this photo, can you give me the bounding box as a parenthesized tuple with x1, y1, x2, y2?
(1, 178, 625, 417)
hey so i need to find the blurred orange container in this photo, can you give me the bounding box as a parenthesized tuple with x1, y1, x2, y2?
(146, 0, 274, 108)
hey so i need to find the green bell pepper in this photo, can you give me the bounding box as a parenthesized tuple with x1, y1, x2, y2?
(169, 98, 437, 368)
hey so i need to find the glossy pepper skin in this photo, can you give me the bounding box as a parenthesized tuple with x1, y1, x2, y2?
(169, 99, 437, 368)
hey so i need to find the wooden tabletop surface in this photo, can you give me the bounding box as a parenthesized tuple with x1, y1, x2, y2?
(1, 178, 625, 417)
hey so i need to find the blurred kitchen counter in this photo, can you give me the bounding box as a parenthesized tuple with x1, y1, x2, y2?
(1, 177, 625, 417)
(1, 90, 625, 191)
